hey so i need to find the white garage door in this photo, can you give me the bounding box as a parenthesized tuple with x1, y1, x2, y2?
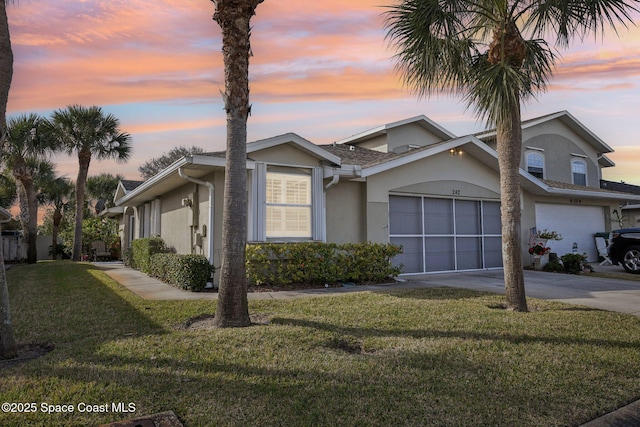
(390, 195, 502, 274)
(534, 203, 604, 262)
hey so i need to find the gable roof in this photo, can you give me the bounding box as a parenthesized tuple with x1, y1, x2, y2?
(476, 111, 614, 154)
(248, 133, 342, 165)
(335, 115, 457, 146)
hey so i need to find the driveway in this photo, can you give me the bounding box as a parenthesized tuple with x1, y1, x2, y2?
(405, 265, 640, 316)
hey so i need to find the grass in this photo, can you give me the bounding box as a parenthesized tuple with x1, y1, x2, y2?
(1, 261, 640, 426)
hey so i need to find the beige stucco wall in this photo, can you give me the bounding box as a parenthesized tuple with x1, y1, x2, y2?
(386, 123, 447, 152)
(364, 151, 501, 243)
(250, 144, 324, 167)
(325, 180, 366, 243)
(522, 119, 603, 187)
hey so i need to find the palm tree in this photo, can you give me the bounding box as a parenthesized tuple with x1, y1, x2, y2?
(49, 105, 132, 261)
(211, 0, 263, 327)
(0, 0, 17, 359)
(1, 113, 52, 264)
(383, 0, 638, 311)
(40, 176, 73, 259)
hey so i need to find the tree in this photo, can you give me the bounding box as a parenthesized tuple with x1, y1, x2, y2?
(87, 173, 123, 214)
(40, 176, 74, 259)
(1, 113, 52, 264)
(383, 0, 638, 311)
(138, 145, 205, 179)
(0, 173, 17, 208)
(49, 105, 132, 261)
(211, 0, 263, 327)
(0, 0, 17, 359)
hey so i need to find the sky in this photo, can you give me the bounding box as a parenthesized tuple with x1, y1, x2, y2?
(7, 0, 640, 184)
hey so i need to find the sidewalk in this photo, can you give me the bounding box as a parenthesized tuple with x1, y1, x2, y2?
(96, 261, 640, 316)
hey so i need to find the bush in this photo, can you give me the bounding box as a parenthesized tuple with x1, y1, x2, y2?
(149, 253, 213, 292)
(246, 242, 402, 287)
(130, 236, 172, 273)
(560, 253, 588, 274)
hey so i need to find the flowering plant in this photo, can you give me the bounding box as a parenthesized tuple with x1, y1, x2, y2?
(535, 229, 562, 241)
(528, 244, 550, 256)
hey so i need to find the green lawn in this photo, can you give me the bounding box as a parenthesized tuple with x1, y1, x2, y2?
(1, 261, 639, 427)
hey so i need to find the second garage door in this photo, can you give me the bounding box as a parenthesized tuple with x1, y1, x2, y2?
(534, 203, 605, 262)
(390, 195, 502, 274)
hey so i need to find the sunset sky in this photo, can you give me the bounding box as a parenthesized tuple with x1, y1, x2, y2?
(7, 0, 640, 184)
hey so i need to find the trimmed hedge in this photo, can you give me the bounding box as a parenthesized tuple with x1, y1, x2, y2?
(149, 253, 213, 292)
(130, 236, 171, 274)
(246, 242, 402, 286)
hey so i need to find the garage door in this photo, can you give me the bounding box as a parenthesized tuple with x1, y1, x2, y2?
(534, 203, 604, 262)
(389, 195, 502, 273)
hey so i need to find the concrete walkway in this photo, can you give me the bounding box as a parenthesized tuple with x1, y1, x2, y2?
(95, 261, 640, 426)
(97, 262, 640, 316)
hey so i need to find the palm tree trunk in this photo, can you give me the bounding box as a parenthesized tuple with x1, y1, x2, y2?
(496, 104, 528, 312)
(0, 0, 11, 139)
(0, 0, 18, 360)
(72, 151, 91, 261)
(24, 179, 39, 264)
(212, 0, 262, 328)
(52, 209, 62, 260)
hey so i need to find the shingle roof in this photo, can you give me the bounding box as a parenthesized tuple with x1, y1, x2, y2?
(542, 179, 631, 195)
(600, 180, 640, 195)
(121, 180, 144, 191)
(319, 144, 400, 167)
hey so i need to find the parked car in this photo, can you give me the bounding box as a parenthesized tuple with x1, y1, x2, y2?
(608, 228, 640, 274)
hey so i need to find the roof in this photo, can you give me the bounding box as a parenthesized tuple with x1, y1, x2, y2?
(476, 111, 614, 154)
(320, 144, 400, 167)
(121, 180, 144, 191)
(335, 115, 456, 145)
(600, 180, 640, 195)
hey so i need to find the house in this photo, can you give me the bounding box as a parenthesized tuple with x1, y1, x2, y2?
(108, 111, 640, 282)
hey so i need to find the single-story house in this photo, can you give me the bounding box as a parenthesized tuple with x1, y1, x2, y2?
(107, 111, 640, 283)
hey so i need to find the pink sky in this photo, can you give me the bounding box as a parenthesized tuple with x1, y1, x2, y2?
(7, 0, 640, 184)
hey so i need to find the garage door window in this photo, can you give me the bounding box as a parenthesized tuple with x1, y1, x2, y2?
(390, 195, 502, 273)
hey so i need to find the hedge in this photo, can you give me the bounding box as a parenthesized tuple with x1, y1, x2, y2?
(246, 242, 402, 286)
(149, 253, 213, 292)
(129, 236, 171, 274)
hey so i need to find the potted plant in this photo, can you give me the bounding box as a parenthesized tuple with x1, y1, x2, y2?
(528, 243, 551, 270)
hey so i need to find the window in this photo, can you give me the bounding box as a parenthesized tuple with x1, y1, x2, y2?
(526, 152, 544, 178)
(266, 171, 312, 238)
(572, 159, 587, 186)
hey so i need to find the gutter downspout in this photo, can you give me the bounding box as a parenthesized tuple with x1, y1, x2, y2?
(178, 168, 215, 287)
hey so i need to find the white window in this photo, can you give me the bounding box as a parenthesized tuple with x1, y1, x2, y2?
(266, 171, 312, 238)
(526, 152, 544, 179)
(572, 159, 587, 186)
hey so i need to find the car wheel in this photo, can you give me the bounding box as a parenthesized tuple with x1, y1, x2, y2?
(622, 246, 640, 274)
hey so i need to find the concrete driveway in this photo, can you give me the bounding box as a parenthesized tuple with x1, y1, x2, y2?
(404, 265, 640, 316)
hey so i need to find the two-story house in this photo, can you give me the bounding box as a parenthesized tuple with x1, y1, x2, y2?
(107, 111, 640, 282)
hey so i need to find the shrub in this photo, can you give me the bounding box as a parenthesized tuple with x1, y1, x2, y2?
(150, 253, 213, 291)
(560, 253, 588, 274)
(246, 242, 402, 287)
(130, 236, 172, 273)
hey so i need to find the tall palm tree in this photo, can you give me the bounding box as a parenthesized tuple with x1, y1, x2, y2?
(383, 0, 638, 311)
(0, 0, 17, 359)
(49, 105, 132, 261)
(1, 113, 52, 264)
(211, 0, 263, 328)
(40, 176, 73, 259)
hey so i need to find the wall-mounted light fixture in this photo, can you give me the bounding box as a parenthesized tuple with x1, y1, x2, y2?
(449, 148, 463, 155)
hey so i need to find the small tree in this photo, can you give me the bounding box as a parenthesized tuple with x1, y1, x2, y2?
(138, 145, 205, 179)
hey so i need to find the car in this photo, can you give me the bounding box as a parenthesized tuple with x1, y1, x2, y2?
(608, 228, 640, 274)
